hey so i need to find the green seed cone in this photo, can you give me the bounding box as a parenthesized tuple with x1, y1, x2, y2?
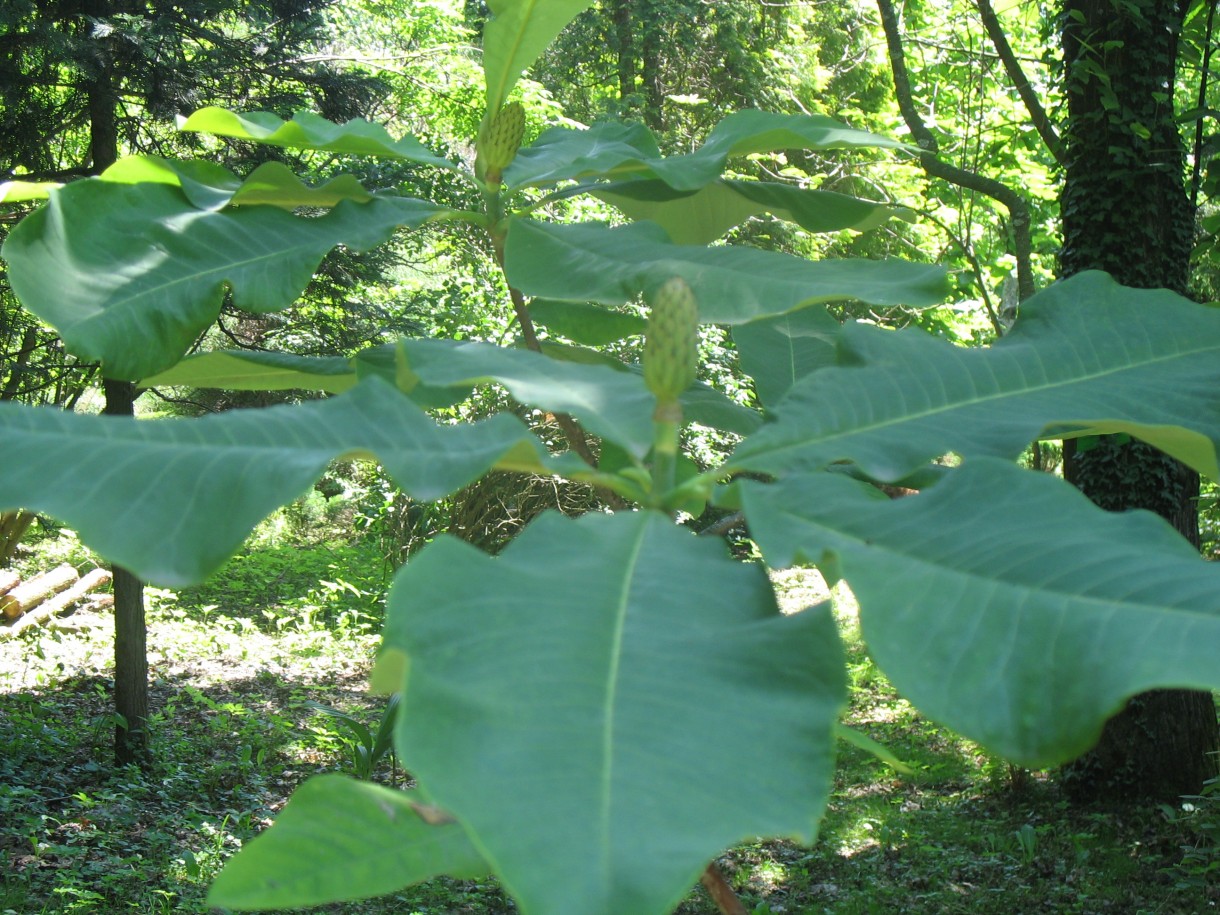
(644, 277, 699, 402)
(479, 101, 525, 181)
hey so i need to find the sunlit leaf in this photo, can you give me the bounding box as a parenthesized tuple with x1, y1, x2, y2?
(379, 510, 844, 915)
(0, 180, 60, 203)
(179, 107, 462, 171)
(481, 0, 596, 115)
(142, 350, 357, 394)
(741, 460, 1220, 765)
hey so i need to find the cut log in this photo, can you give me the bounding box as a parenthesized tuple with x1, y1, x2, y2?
(0, 563, 79, 619)
(0, 569, 19, 597)
(0, 569, 111, 638)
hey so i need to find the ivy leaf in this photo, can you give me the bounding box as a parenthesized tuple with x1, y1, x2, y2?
(0, 379, 546, 586)
(731, 271, 1220, 481)
(481, 0, 594, 116)
(594, 178, 909, 245)
(208, 775, 487, 910)
(179, 107, 462, 171)
(377, 511, 845, 915)
(740, 460, 1220, 765)
(504, 218, 949, 323)
(2, 180, 447, 380)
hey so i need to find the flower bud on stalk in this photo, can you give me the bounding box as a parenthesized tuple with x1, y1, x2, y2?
(478, 101, 525, 185)
(643, 277, 698, 506)
(643, 276, 699, 410)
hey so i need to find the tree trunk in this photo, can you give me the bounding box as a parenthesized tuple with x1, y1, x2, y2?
(1058, 0, 1219, 802)
(103, 379, 150, 767)
(609, 0, 636, 104)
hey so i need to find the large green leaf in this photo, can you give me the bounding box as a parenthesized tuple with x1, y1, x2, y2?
(2, 180, 446, 380)
(376, 511, 844, 915)
(208, 775, 487, 910)
(179, 107, 461, 171)
(732, 306, 842, 409)
(740, 460, 1220, 765)
(0, 379, 546, 586)
(503, 218, 949, 323)
(481, 0, 594, 115)
(594, 179, 908, 245)
(731, 272, 1220, 481)
(505, 111, 906, 192)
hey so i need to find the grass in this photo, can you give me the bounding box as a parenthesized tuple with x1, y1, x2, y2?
(1, 536, 1216, 914)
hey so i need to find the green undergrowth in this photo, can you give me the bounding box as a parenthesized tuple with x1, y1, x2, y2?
(0, 542, 1215, 914)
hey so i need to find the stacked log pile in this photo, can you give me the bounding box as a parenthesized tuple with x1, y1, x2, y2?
(0, 564, 112, 639)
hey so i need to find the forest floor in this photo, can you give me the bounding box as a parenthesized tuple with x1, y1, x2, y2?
(0, 532, 1216, 915)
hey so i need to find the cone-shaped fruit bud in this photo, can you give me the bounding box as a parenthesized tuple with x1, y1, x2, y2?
(644, 276, 699, 403)
(478, 101, 525, 183)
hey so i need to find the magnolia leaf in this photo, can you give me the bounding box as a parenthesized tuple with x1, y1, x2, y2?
(208, 775, 486, 910)
(179, 107, 461, 171)
(505, 120, 670, 189)
(378, 511, 845, 915)
(740, 460, 1220, 765)
(504, 218, 949, 323)
(731, 271, 1220, 481)
(0, 379, 546, 586)
(0, 180, 60, 203)
(527, 299, 647, 345)
(535, 342, 762, 436)
(481, 0, 594, 115)
(506, 110, 906, 192)
(2, 180, 447, 380)
(595, 179, 908, 245)
(396, 338, 657, 457)
(733, 306, 842, 408)
(142, 350, 357, 394)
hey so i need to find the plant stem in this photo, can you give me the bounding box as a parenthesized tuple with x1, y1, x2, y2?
(700, 863, 749, 915)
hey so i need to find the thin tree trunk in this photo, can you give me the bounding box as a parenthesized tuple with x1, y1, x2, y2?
(103, 379, 150, 767)
(1057, 0, 1219, 802)
(85, 0, 151, 769)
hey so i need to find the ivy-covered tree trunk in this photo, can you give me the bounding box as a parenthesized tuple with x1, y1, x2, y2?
(1058, 0, 1219, 801)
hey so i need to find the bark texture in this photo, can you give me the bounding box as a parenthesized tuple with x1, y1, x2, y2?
(1058, 0, 1219, 802)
